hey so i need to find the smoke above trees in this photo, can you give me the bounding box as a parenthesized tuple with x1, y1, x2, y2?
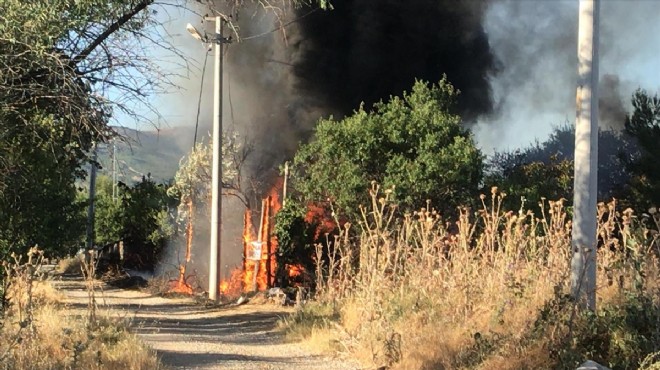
(189, 0, 660, 175)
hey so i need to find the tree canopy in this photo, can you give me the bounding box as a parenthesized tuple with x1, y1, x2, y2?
(622, 89, 660, 210)
(291, 78, 483, 218)
(485, 124, 636, 211)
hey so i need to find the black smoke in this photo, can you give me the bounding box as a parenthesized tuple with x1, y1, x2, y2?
(197, 0, 498, 193)
(290, 0, 496, 121)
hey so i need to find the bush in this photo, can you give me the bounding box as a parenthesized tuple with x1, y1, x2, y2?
(56, 256, 83, 275)
(291, 78, 483, 220)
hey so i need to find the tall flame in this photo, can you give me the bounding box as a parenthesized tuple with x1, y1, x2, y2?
(242, 179, 283, 292)
(216, 177, 299, 296)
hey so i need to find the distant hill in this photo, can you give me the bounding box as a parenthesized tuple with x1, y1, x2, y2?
(95, 126, 194, 184)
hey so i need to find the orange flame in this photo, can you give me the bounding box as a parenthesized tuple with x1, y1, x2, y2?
(288, 264, 304, 278)
(241, 178, 284, 292)
(219, 267, 244, 297)
(216, 178, 285, 296)
(305, 203, 337, 240)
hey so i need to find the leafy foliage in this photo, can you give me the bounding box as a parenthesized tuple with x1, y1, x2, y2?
(622, 89, 660, 210)
(291, 78, 483, 218)
(167, 132, 250, 236)
(486, 124, 637, 211)
(93, 175, 175, 269)
(273, 199, 316, 284)
(118, 177, 175, 268)
(486, 153, 573, 210)
(0, 138, 87, 257)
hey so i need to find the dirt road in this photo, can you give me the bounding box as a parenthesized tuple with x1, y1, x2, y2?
(54, 276, 359, 370)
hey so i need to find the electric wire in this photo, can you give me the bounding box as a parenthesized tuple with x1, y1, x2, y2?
(193, 49, 211, 150)
(224, 46, 236, 132)
(240, 8, 319, 41)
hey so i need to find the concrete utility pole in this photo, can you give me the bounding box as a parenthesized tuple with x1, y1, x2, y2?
(186, 16, 230, 301)
(571, 0, 600, 310)
(208, 16, 224, 301)
(86, 143, 98, 250)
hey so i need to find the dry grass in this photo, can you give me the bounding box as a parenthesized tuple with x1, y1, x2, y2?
(56, 256, 83, 275)
(0, 249, 163, 370)
(284, 184, 660, 370)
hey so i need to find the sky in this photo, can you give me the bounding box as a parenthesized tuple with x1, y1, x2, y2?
(473, 0, 660, 154)
(117, 0, 660, 155)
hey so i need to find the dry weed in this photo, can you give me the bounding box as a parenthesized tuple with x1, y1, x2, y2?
(287, 184, 660, 369)
(56, 256, 83, 275)
(0, 249, 162, 370)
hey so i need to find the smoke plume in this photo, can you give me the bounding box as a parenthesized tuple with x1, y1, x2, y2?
(290, 0, 496, 122)
(476, 0, 660, 152)
(183, 0, 498, 192)
(599, 74, 627, 131)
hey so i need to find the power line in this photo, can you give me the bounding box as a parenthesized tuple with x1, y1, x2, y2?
(193, 50, 211, 149)
(240, 8, 320, 41)
(225, 47, 236, 131)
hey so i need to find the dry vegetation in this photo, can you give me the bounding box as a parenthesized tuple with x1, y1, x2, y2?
(0, 249, 163, 370)
(56, 256, 83, 275)
(282, 184, 660, 370)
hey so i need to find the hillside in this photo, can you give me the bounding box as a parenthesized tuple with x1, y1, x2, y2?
(96, 126, 193, 184)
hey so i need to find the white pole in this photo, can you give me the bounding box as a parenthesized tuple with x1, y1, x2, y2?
(571, 0, 600, 310)
(112, 140, 117, 202)
(86, 143, 98, 250)
(208, 16, 223, 301)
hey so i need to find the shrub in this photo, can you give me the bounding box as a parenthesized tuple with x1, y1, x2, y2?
(291, 78, 483, 220)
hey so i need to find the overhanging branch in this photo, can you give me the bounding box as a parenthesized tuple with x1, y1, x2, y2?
(69, 0, 154, 69)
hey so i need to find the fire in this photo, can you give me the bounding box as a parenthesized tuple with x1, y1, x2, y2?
(219, 267, 244, 297)
(288, 264, 304, 278)
(241, 178, 283, 292)
(305, 202, 337, 240)
(217, 179, 283, 295)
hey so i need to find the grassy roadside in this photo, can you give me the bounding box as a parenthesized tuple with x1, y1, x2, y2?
(280, 186, 660, 369)
(0, 250, 164, 370)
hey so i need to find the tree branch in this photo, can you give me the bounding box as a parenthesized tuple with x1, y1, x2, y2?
(69, 0, 154, 68)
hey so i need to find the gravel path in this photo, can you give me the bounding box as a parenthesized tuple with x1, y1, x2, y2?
(54, 276, 359, 370)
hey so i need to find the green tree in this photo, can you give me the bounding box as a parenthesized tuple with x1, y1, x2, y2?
(291, 78, 483, 218)
(91, 174, 176, 269)
(486, 153, 573, 210)
(486, 124, 636, 211)
(273, 199, 317, 286)
(622, 89, 660, 210)
(119, 177, 174, 268)
(94, 175, 124, 246)
(0, 0, 169, 257)
(0, 140, 87, 257)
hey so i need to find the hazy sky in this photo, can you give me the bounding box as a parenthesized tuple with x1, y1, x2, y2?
(474, 0, 660, 154)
